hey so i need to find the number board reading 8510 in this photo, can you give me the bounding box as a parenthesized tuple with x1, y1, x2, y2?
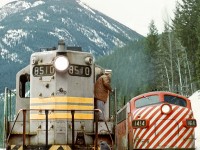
(33, 65, 55, 77)
(33, 64, 92, 77)
(68, 64, 91, 77)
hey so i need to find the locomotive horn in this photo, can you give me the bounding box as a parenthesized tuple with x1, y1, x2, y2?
(58, 39, 66, 52)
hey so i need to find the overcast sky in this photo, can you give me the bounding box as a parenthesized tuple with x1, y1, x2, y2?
(0, 0, 179, 36)
(81, 0, 179, 36)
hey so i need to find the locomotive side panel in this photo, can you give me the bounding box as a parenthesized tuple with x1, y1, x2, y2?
(15, 65, 30, 121)
(116, 103, 130, 150)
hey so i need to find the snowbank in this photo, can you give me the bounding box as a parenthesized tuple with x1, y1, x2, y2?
(189, 91, 200, 150)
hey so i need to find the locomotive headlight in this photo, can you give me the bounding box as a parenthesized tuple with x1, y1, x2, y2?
(161, 104, 172, 114)
(54, 56, 69, 72)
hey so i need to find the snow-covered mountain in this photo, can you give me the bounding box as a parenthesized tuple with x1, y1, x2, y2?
(0, 0, 142, 63)
(0, 0, 142, 92)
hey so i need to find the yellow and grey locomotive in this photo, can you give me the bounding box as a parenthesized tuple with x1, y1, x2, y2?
(5, 40, 114, 150)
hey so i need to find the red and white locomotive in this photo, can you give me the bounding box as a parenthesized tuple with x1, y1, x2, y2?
(116, 91, 197, 149)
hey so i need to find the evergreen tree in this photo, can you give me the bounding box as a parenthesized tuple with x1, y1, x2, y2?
(96, 40, 151, 108)
(195, 2, 200, 86)
(159, 24, 173, 91)
(146, 20, 160, 91)
(159, 21, 194, 95)
(173, 0, 200, 89)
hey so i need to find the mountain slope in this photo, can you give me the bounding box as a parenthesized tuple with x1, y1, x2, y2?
(0, 0, 143, 92)
(0, 0, 142, 62)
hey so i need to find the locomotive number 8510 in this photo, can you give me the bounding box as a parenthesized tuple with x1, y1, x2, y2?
(4, 40, 114, 150)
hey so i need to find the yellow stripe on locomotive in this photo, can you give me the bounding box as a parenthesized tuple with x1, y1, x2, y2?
(30, 97, 94, 120)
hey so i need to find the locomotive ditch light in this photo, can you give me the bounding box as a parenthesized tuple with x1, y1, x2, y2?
(54, 55, 69, 72)
(161, 104, 172, 114)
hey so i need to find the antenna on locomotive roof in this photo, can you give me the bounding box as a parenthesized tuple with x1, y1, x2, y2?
(58, 39, 66, 52)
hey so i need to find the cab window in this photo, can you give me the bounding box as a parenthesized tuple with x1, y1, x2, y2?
(164, 95, 187, 107)
(135, 95, 160, 108)
(19, 74, 30, 98)
(117, 107, 126, 123)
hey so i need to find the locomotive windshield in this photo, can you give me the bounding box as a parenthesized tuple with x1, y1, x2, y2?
(164, 95, 187, 107)
(135, 95, 160, 108)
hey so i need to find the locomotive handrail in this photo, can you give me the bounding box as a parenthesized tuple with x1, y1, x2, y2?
(6, 108, 114, 150)
(113, 88, 117, 149)
(3, 87, 16, 148)
(6, 108, 22, 146)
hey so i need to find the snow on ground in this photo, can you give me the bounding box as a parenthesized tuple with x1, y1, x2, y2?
(189, 90, 200, 150)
